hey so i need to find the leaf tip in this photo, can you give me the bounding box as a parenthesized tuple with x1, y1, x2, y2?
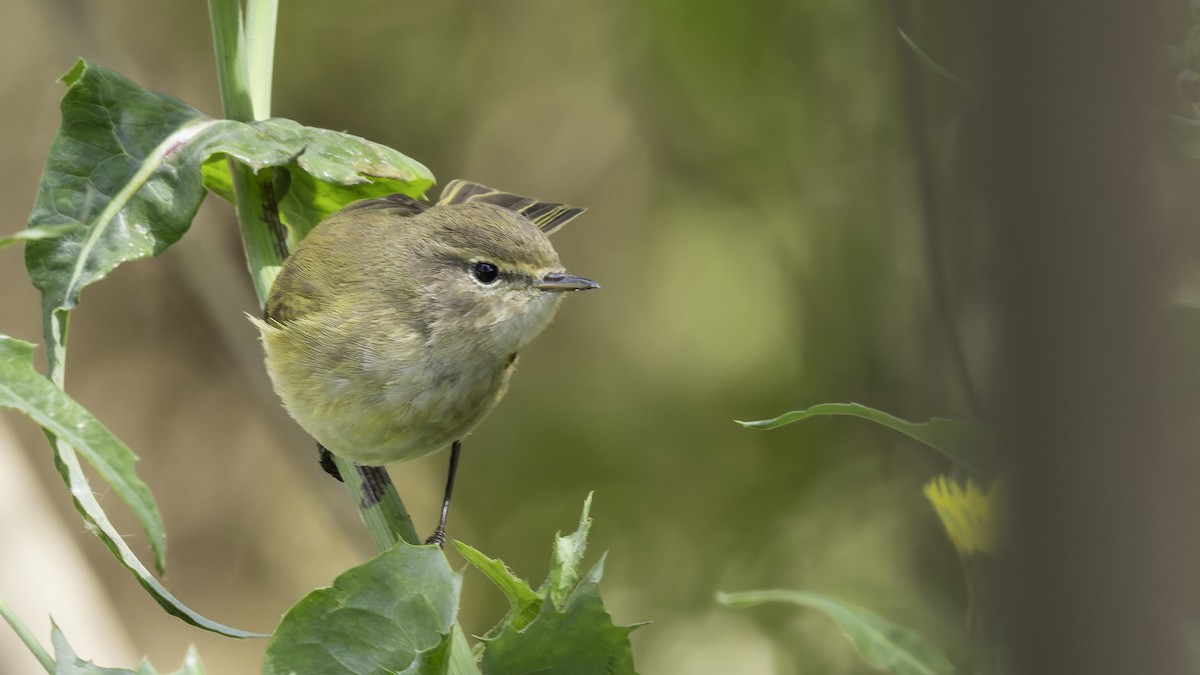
(580, 491, 594, 522)
(60, 59, 88, 87)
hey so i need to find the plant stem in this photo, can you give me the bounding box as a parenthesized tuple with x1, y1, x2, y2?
(208, 0, 285, 298)
(206, 0, 254, 122)
(0, 597, 54, 674)
(207, 0, 418, 552)
(243, 0, 277, 120)
(333, 456, 421, 548)
(229, 167, 288, 301)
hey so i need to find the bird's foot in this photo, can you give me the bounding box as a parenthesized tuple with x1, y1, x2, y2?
(318, 444, 343, 482)
(424, 528, 446, 548)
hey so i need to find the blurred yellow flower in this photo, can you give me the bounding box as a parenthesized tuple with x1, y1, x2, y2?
(923, 476, 998, 555)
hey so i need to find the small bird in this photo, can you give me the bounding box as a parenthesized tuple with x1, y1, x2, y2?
(252, 180, 597, 543)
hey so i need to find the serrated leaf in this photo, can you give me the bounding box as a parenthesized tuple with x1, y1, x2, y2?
(263, 541, 461, 675)
(0, 335, 164, 572)
(540, 492, 593, 610)
(478, 497, 640, 674)
(50, 622, 205, 675)
(718, 590, 957, 675)
(737, 402, 992, 476)
(482, 556, 638, 675)
(453, 540, 542, 635)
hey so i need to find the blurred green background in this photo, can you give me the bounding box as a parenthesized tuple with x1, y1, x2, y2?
(0, 0, 983, 672)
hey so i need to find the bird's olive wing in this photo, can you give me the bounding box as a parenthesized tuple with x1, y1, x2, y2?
(264, 261, 325, 324)
(437, 179, 586, 235)
(266, 194, 427, 324)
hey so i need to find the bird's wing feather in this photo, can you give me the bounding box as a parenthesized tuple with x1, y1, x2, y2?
(336, 193, 428, 218)
(437, 179, 586, 235)
(264, 263, 324, 324)
(265, 194, 429, 323)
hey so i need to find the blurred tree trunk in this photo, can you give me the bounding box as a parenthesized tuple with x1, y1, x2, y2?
(976, 1, 1193, 674)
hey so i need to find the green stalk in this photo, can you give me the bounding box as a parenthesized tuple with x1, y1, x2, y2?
(206, 0, 419, 549)
(243, 0, 278, 119)
(332, 455, 420, 548)
(208, 0, 284, 299)
(0, 597, 54, 674)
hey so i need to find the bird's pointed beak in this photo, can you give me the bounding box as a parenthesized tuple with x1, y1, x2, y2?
(534, 272, 600, 292)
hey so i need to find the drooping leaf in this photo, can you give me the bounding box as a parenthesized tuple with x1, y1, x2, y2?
(25, 59, 434, 376)
(737, 402, 992, 476)
(0, 336, 164, 571)
(47, 437, 264, 638)
(26, 58, 221, 373)
(18, 58, 430, 638)
(50, 622, 205, 675)
(200, 117, 434, 245)
(718, 590, 957, 675)
(453, 540, 542, 635)
(481, 556, 639, 675)
(262, 541, 461, 675)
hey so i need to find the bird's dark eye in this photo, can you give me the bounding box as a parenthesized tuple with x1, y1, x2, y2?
(472, 261, 500, 284)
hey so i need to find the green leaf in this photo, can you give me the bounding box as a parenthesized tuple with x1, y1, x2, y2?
(199, 117, 434, 246)
(53, 437, 264, 638)
(718, 590, 957, 675)
(453, 540, 542, 635)
(50, 622, 205, 675)
(482, 555, 638, 675)
(26, 59, 220, 375)
(539, 492, 593, 611)
(477, 496, 640, 674)
(19, 58, 429, 638)
(263, 541, 461, 675)
(0, 336, 164, 571)
(25, 60, 434, 375)
(737, 402, 992, 476)
(274, 165, 422, 246)
(0, 338, 257, 637)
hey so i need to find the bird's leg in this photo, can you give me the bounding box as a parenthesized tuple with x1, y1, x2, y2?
(424, 440, 463, 547)
(317, 443, 344, 482)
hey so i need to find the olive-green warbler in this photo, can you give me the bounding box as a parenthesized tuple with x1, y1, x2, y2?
(252, 180, 597, 541)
